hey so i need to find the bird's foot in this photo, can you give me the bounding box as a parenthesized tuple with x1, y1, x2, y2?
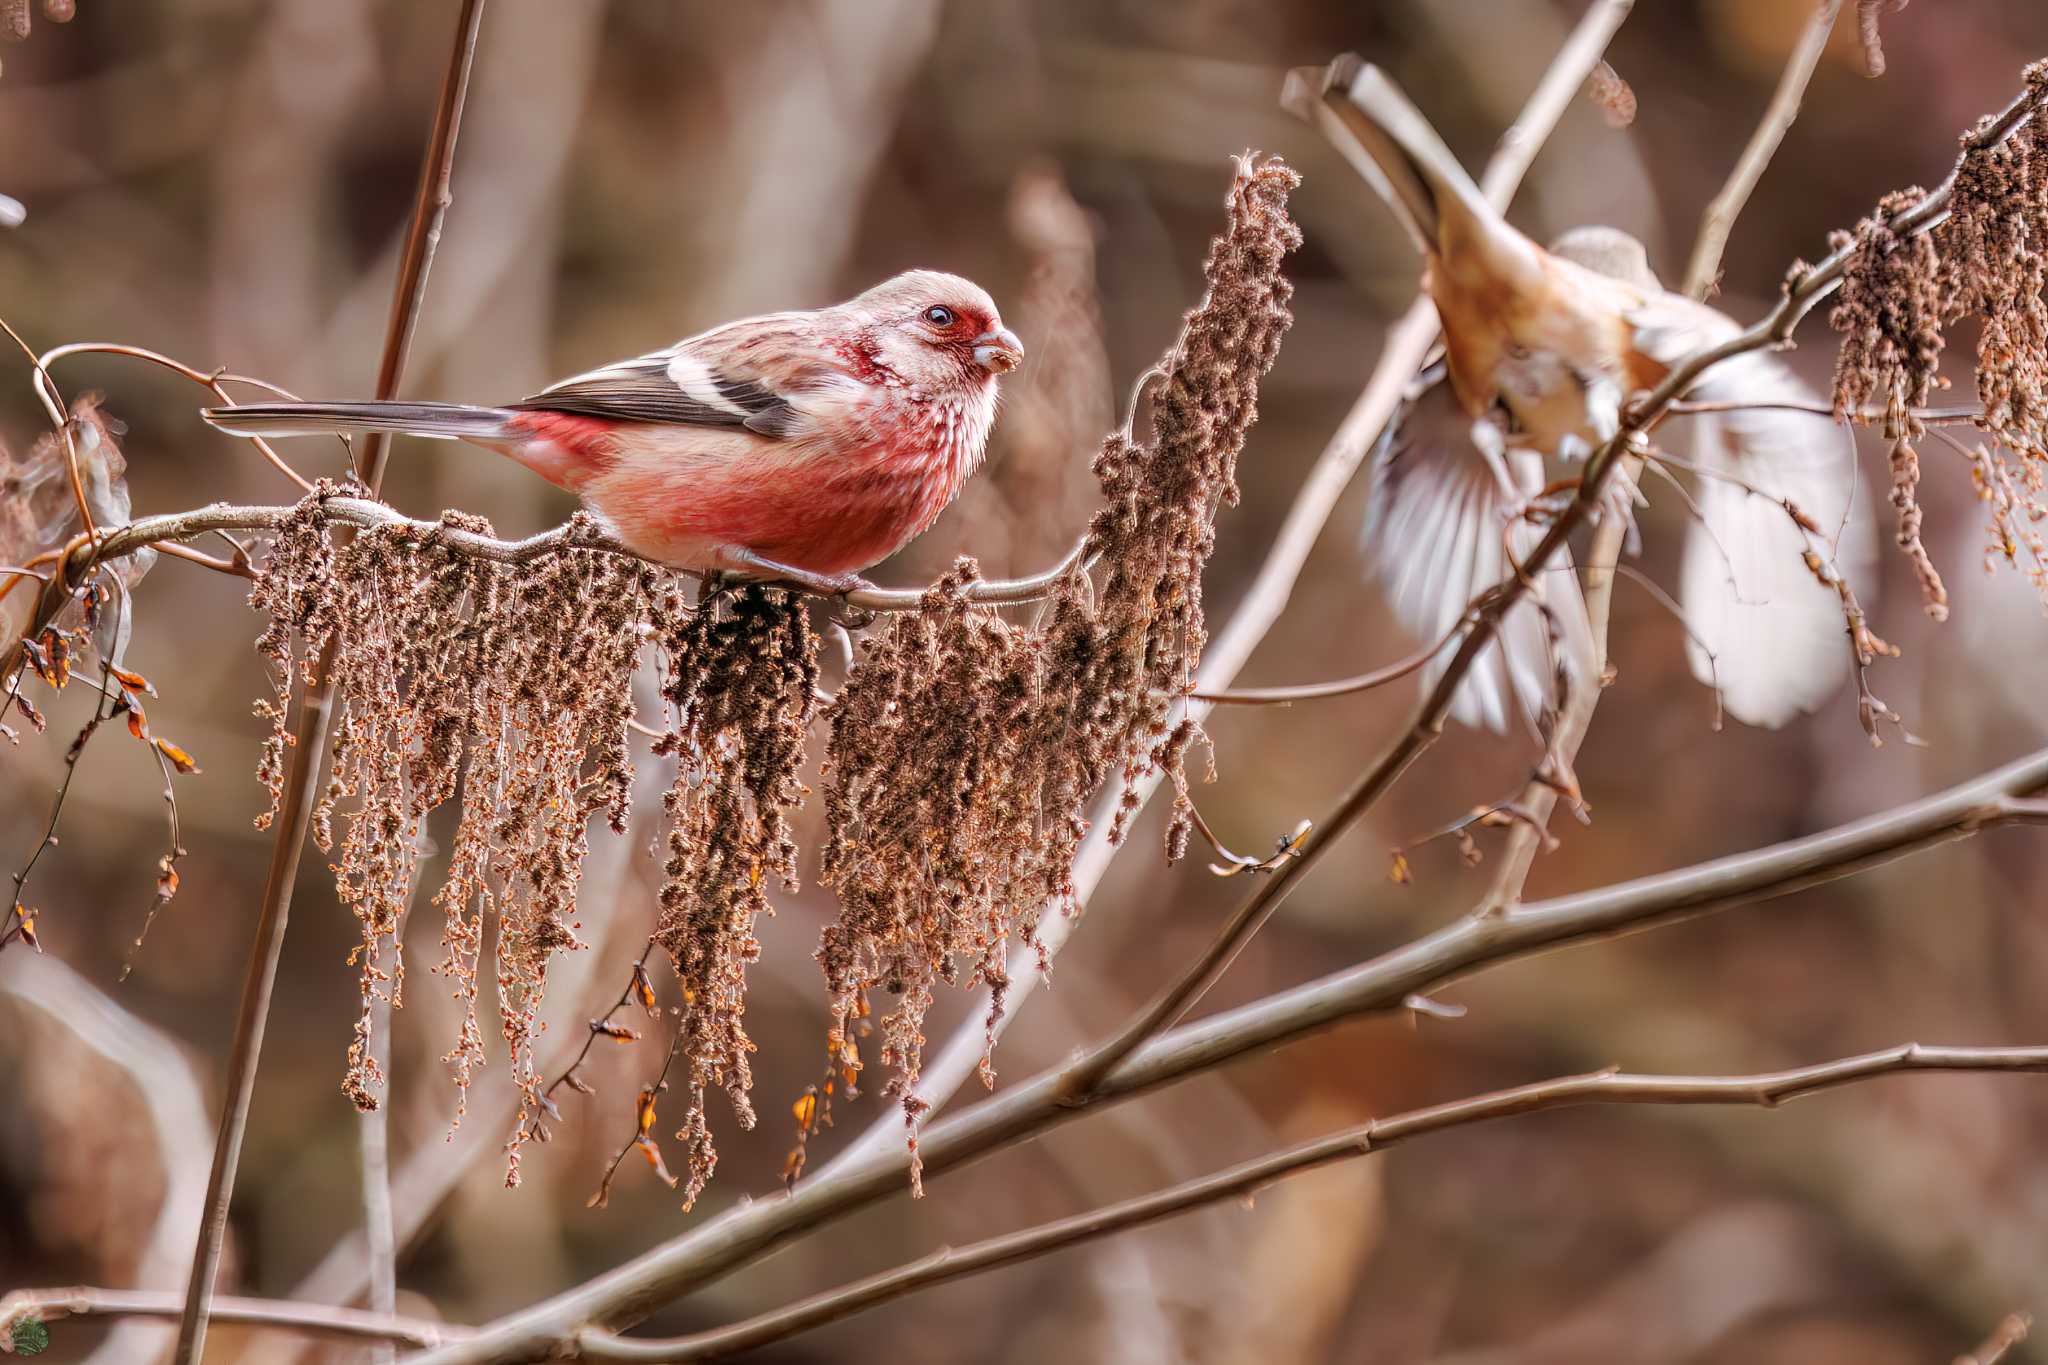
(711, 546, 877, 601)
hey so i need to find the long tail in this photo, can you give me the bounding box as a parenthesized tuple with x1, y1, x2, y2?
(1285, 55, 1547, 301)
(202, 400, 520, 442)
(1284, 57, 1494, 251)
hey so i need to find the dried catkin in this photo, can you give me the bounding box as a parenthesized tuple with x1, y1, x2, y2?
(818, 156, 1301, 1164)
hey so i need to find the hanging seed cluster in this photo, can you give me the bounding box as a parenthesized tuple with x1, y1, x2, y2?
(250, 499, 657, 1152)
(248, 494, 816, 1194)
(650, 585, 818, 1209)
(818, 156, 1300, 1143)
(1828, 62, 2048, 608)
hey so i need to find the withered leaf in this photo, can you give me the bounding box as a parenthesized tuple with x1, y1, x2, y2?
(109, 664, 156, 697)
(154, 736, 201, 773)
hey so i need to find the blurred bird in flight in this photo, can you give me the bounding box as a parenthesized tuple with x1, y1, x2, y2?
(205, 270, 1023, 594)
(1285, 57, 1874, 732)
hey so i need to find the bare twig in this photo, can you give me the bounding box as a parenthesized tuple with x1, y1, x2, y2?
(573, 1043, 2048, 1362)
(359, 831, 432, 1365)
(34, 341, 318, 492)
(405, 741, 2048, 1365)
(1189, 627, 1450, 705)
(1670, 399, 1981, 422)
(171, 5, 486, 1360)
(1, 1286, 470, 1351)
(1956, 1312, 2033, 1365)
(59, 496, 1088, 613)
(527, 944, 661, 1147)
(1683, 0, 1846, 298)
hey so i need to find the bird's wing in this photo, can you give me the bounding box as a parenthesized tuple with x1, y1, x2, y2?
(512, 311, 837, 439)
(1631, 299, 1877, 727)
(1364, 365, 1594, 734)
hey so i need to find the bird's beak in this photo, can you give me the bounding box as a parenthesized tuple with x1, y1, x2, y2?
(972, 326, 1024, 374)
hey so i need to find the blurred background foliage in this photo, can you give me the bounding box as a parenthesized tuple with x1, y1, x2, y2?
(5, 1, 2048, 1361)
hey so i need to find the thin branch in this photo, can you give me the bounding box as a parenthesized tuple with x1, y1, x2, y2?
(405, 740, 2048, 1365)
(1189, 627, 1450, 705)
(0, 312, 95, 543)
(528, 944, 662, 1147)
(1669, 398, 1982, 423)
(1, 1286, 470, 1351)
(62, 496, 1087, 613)
(1682, 0, 1845, 298)
(34, 341, 318, 492)
(359, 833, 431, 1365)
(171, 5, 487, 1361)
(574, 1042, 2048, 1362)
(1957, 1312, 2033, 1365)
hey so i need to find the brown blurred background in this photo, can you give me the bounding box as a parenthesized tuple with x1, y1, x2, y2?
(6, 1, 2048, 1361)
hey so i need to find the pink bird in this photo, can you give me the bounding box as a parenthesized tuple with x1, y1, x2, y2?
(204, 270, 1024, 593)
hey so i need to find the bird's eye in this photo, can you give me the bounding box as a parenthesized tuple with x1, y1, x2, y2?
(924, 305, 955, 327)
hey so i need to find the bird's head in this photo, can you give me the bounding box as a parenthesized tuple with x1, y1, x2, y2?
(847, 270, 1023, 394)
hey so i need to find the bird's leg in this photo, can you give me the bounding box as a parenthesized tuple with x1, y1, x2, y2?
(712, 545, 877, 599)
(1481, 420, 1574, 535)
(1551, 371, 1645, 549)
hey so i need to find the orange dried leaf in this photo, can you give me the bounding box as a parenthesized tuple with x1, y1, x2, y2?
(154, 736, 201, 773)
(593, 1020, 641, 1044)
(792, 1092, 817, 1128)
(1388, 850, 1413, 885)
(636, 1135, 679, 1189)
(636, 1084, 660, 1135)
(125, 705, 146, 740)
(43, 630, 70, 689)
(109, 664, 156, 697)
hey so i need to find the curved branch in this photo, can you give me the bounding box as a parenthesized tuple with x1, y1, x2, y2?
(1189, 628, 1450, 705)
(405, 741, 2048, 1365)
(574, 1041, 2048, 1362)
(34, 341, 318, 492)
(68, 498, 1089, 613)
(0, 1287, 468, 1350)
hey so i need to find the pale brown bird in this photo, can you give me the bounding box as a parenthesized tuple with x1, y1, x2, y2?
(1286, 56, 1874, 731)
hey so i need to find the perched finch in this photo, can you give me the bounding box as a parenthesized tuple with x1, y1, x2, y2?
(204, 270, 1024, 593)
(1285, 58, 1874, 731)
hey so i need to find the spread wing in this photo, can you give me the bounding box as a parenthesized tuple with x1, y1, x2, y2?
(1364, 364, 1594, 735)
(510, 312, 837, 439)
(1632, 299, 1877, 727)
